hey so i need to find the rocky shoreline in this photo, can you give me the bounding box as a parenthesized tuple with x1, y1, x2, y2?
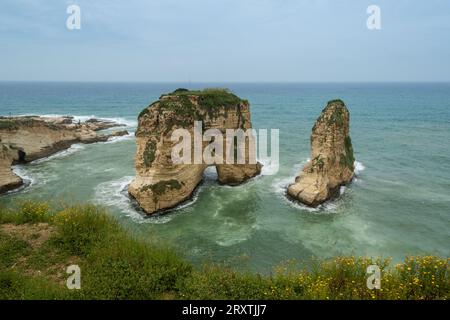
(0, 115, 128, 195)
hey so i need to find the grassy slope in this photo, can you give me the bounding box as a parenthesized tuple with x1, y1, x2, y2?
(0, 201, 448, 300)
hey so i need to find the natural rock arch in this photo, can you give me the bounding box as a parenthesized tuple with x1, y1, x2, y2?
(128, 89, 262, 215)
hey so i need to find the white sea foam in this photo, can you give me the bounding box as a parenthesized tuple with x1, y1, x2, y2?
(16, 113, 137, 128)
(258, 157, 279, 176)
(72, 115, 137, 128)
(93, 175, 202, 224)
(271, 159, 365, 214)
(10, 164, 57, 192)
(103, 131, 135, 144)
(354, 161, 365, 174)
(11, 165, 34, 186)
(7, 165, 35, 194)
(93, 176, 143, 220)
(30, 144, 86, 164)
(216, 236, 251, 247)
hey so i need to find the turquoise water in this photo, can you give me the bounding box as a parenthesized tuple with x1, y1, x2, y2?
(1, 82, 449, 273)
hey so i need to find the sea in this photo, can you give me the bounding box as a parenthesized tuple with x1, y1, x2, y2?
(1, 82, 449, 273)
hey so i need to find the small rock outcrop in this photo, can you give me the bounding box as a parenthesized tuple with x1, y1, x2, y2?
(287, 100, 355, 207)
(129, 88, 262, 215)
(0, 116, 128, 194)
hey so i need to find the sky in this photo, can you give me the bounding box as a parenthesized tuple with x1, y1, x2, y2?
(0, 0, 449, 82)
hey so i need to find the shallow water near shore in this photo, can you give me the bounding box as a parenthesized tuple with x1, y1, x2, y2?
(1, 82, 449, 273)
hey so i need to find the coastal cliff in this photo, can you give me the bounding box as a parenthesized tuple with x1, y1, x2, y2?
(0, 144, 23, 193)
(0, 116, 128, 194)
(287, 100, 355, 207)
(129, 88, 262, 215)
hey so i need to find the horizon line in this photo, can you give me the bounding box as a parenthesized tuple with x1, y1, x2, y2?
(1, 80, 450, 84)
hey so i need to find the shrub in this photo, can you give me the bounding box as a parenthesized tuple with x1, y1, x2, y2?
(52, 205, 119, 256)
(0, 201, 51, 224)
(394, 256, 449, 300)
(17, 201, 51, 224)
(79, 236, 192, 299)
(178, 265, 272, 300)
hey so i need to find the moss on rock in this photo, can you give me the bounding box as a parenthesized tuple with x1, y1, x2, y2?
(143, 141, 157, 167)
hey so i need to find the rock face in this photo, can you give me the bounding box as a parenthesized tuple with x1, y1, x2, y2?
(287, 100, 355, 207)
(0, 144, 23, 194)
(0, 116, 128, 194)
(129, 88, 262, 215)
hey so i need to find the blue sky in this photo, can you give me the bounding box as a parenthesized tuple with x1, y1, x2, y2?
(1, 0, 449, 82)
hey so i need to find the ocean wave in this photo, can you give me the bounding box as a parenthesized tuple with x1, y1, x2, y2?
(93, 176, 143, 221)
(271, 159, 365, 214)
(31, 144, 86, 164)
(103, 131, 135, 144)
(258, 157, 279, 176)
(15, 113, 137, 128)
(11, 165, 34, 187)
(10, 164, 57, 192)
(93, 175, 202, 224)
(354, 161, 365, 174)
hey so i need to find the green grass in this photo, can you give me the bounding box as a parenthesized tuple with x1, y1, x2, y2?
(0, 118, 57, 131)
(0, 201, 448, 300)
(0, 201, 52, 224)
(52, 205, 120, 256)
(0, 232, 30, 269)
(0, 270, 72, 300)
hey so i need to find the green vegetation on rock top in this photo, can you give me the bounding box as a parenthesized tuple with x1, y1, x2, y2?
(166, 88, 245, 113)
(315, 99, 348, 128)
(327, 99, 345, 106)
(0, 118, 59, 131)
(137, 88, 248, 128)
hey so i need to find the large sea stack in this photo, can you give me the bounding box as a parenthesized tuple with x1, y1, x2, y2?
(128, 88, 262, 215)
(287, 99, 355, 207)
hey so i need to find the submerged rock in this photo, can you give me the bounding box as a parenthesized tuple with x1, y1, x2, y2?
(129, 88, 262, 215)
(0, 116, 127, 194)
(287, 99, 355, 207)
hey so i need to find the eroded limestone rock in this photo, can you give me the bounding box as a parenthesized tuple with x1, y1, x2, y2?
(287, 99, 355, 207)
(0, 116, 128, 194)
(128, 89, 262, 215)
(0, 143, 23, 194)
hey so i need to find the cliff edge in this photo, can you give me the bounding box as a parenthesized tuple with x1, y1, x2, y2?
(0, 116, 128, 194)
(0, 143, 23, 194)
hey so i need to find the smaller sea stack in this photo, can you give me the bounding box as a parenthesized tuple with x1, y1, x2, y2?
(287, 99, 355, 207)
